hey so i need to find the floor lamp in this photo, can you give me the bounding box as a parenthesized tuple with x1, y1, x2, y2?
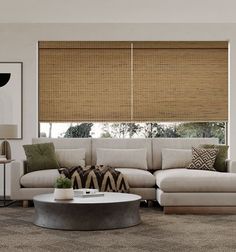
(0, 124, 18, 160)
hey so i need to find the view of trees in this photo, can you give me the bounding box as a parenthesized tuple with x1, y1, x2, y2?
(100, 122, 225, 143)
(40, 121, 226, 144)
(61, 122, 226, 144)
(64, 123, 93, 138)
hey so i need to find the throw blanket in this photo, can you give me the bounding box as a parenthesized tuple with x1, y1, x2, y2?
(59, 165, 129, 193)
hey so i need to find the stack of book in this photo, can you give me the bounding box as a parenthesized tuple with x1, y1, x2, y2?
(74, 188, 104, 198)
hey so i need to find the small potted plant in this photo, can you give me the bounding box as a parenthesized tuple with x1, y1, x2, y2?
(54, 176, 74, 200)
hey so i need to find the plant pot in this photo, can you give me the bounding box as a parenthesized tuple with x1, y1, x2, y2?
(54, 188, 74, 200)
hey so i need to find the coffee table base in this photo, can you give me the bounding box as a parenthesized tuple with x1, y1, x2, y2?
(34, 197, 141, 230)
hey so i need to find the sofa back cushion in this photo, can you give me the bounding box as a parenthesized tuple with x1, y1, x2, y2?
(162, 148, 192, 169)
(96, 148, 148, 170)
(32, 138, 92, 165)
(152, 138, 219, 170)
(92, 138, 152, 169)
(55, 149, 85, 168)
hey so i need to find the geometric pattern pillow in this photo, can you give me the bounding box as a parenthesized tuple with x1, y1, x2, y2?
(187, 147, 218, 171)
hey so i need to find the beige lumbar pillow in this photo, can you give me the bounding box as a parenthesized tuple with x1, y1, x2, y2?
(55, 149, 85, 168)
(162, 148, 192, 169)
(96, 148, 148, 170)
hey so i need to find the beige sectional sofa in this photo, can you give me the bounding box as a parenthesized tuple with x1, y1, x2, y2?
(10, 137, 236, 213)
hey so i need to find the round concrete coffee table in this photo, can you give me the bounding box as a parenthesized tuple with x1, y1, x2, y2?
(33, 192, 141, 230)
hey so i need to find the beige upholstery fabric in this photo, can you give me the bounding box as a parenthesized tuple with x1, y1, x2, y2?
(115, 168, 155, 188)
(11, 162, 155, 200)
(228, 160, 236, 173)
(32, 138, 92, 165)
(97, 148, 148, 170)
(20, 169, 59, 188)
(162, 148, 192, 169)
(152, 138, 218, 170)
(129, 188, 156, 200)
(157, 189, 236, 206)
(154, 168, 236, 192)
(92, 138, 152, 169)
(55, 148, 85, 168)
(21, 168, 155, 189)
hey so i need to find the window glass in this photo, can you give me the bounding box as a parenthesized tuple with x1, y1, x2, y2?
(40, 122, 226, 144)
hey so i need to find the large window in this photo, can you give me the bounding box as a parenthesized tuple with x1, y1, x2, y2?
(40, 122, 226, 144)
(39, 41, 228, 143)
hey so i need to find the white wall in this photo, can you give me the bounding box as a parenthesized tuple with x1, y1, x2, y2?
(0, 23, 236, 195)
(1, 0, 236, 23)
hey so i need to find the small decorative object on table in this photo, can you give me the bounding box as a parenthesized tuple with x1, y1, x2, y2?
(74, 188, 104, 198)
(54, 177, 74, 200)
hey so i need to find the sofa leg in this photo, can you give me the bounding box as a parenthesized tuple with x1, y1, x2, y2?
(147, 200, 154, 207)
(22, 200, 29, 208)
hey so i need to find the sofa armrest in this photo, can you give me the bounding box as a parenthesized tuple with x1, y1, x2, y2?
(10, 161, 24, 200)
(226, 160, 236, 173)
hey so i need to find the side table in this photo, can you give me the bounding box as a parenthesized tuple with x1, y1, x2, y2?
(0, 160, 16, 207)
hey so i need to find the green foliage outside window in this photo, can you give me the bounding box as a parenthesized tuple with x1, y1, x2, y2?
(64, 123, 93, 138)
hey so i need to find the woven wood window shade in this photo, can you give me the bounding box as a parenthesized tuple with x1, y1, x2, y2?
(133, 43, 228, 122)
(39, 41, 228, 123)
(39, 42, 131, 122)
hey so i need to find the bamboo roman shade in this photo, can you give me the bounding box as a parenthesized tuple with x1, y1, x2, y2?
(133, 45, 228, 122)
(39, 41, 228, 122)
(39, 42, 131, 122)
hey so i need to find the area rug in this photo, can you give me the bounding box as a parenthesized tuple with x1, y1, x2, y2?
(1, 206, 236, 252)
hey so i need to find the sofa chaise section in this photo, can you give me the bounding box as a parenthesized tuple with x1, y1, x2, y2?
(151, 137, 236, 213)
(155, 167, 236, 210)
(151, 138, 236, 213)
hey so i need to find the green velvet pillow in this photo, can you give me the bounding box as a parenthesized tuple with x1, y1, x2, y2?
(201, 144, 229, 172)
(23, 142, 60, 173)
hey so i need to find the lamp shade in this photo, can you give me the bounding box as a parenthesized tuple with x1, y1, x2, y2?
(0, 124, 18, 138)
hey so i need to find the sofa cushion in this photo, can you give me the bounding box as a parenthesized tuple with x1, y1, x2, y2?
(187, 147, 218, 171)
(162, 148, 192, 169)
(152, 138, 219, 170)
(23, 142, 60, 173)
(97, 148, 148, 170)
(115, 168, 155, 188)
(154, 168, 236, 192)
(201, 144, 229, 172)
(20, 169, 60, 188)
(55, 148, 85, 168)
(92, 138, 152, 169)
(32, 138, 92, 166)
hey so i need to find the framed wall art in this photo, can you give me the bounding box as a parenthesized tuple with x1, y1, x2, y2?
(0, 62, 23, 139)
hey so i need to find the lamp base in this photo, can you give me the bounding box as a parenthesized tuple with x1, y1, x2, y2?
(1, 140, 11, 160)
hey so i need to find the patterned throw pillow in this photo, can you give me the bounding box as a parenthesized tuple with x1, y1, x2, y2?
(200, 144, 229, 172)
(187, 147, 218, 171)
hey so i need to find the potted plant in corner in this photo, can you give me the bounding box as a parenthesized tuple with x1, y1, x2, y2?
(54, 176, 74, 200)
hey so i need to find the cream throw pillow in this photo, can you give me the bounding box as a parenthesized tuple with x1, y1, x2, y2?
(96, 148, 148, 170)
(55, 149, 85, 168)
(162, 148, 192, 169)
